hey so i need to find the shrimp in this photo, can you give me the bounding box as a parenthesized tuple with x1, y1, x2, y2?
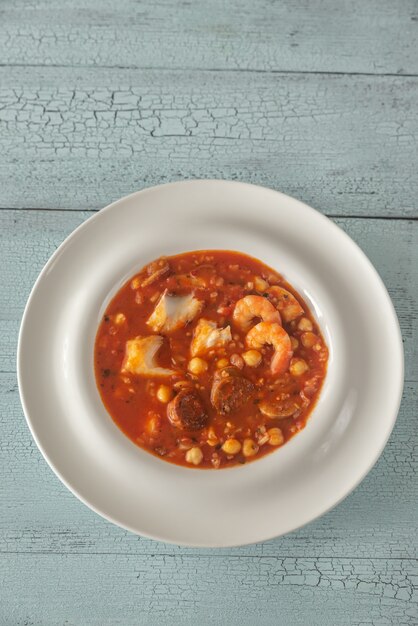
(266, 286, 304, 323)
(233, 295, 281, 332)
(246, 322, 293, 376)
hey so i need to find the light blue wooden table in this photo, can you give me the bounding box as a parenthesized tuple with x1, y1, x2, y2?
(1, 1, 417, 624)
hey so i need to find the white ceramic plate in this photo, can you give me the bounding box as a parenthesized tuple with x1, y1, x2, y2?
(18, 180, 403, 547)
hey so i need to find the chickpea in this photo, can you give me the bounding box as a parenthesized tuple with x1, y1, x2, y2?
(130, 277, 141, 290)
(222, 438, 242, 455)
(114, 313, 126, 325)
(230, 353, 244, 369)
(156, 385, 172, 403)
(298, 317, 313, 332)
(290, 358, 309, 377)
(188, 357, 208, 375)
(216, 358, 230, 369)
(185, 447, 203, 466)
(301, 332, 318, 348)
(290, 336, 299, 351)
(242, 349, 262, 368)
(243, 438, 259, 457)
(267, 427, 284, 446)
(254, 276, 269, 292)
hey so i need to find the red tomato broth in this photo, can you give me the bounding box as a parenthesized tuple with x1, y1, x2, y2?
(94, 250, 328, 468)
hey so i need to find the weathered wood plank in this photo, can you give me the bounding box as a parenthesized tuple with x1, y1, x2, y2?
(1, 211, 416, 379)
(0, 373, 416, 560)
(1, 213, 416, 560)
(1, 69, 418, 216)
(2, 2, 417, 623)
(1, 0, 418, 75)
(1, 553, 417, 625)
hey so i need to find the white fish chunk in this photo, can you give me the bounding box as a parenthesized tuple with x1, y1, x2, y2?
(147, 289, 203, 333)
(121, 335, 175, 377)
(191, 318, 232, 357)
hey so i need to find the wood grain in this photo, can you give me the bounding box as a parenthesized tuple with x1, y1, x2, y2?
(1, 373, 416, 561)
(2, 2, 418, 622)
(1, 68, 418, 216)
(1, 212, 417, 575)
(1, 210, 416, 379)
(1, 552, 417, 625)
(1, 0, 418, 75)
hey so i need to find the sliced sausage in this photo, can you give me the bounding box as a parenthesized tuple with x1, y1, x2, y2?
(167, 390, 208, 431)
(210, 366, 255, 414)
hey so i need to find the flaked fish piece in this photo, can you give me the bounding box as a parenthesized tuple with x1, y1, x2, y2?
(147, 289, 203, 333)
(190, 318, 232, 357)
(121, 335, 175, 377)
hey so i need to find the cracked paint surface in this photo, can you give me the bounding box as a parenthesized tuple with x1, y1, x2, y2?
(0, 0, 417, 74)
(1, 2, 418, 624)
(0, 71, 417, 215)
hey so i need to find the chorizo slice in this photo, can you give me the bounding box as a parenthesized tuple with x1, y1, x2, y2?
(210, 366, 255, 414)
(167, 390, 208, 430)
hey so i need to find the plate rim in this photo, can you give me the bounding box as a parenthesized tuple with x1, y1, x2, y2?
(17, 179, 404, 547)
